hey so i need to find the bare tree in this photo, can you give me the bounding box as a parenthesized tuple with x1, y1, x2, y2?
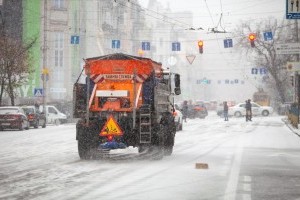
(0, 37, 36, 105)
(234, 18, 293, 105)
(0, 2, 36, 106)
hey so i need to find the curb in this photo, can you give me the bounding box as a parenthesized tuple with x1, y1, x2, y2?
(282, 118, 300, 138)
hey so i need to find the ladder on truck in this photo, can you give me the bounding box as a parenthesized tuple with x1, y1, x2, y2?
(139, 105, 151, 144)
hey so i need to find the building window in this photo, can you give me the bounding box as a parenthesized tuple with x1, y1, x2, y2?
(54, 32, 64, 67)
(53, 0, 64, 9)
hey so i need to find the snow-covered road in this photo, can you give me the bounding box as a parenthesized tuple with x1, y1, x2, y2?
(1, 113, 300, 200)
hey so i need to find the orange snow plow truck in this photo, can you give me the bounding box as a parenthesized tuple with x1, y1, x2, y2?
(73, 53, 181, 160)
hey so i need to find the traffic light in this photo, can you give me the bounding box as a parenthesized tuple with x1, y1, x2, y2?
(248, 33, 256, 48)
(198, 40, 203, 54)
(290, 75, 294, 86)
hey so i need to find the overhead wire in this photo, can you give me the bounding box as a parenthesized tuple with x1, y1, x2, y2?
(116, 0, 194, 29)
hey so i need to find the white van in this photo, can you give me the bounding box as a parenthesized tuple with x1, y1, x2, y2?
(40, 105, 67, 125)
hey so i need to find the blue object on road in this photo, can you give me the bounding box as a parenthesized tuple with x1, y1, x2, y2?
(99, 141, 127, 150)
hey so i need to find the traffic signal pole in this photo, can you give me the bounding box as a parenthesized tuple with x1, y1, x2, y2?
(294, 19, 300, 125)
(42, 0, 47, 114)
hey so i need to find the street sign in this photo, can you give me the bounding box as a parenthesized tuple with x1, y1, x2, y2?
(142, 42, 150, 51)
(186, 55, 196, 64)
(71, 35, 80, 44)
(286, 0, 300, 19)
(259, 68, 267, 74)
(50, 88, 66, 93)
(100, 115, 123, 136)
(275, 43, 300, 54)
(167, 56, 177, 66)
(263, 32, 273, 41)
(112, 40, 120, 48)
(34, 88, 43, 97)
(223, 39, 233, 48)
(172, 42, 181, 51)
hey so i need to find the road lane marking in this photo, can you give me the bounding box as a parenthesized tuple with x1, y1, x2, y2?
(224, 137, 244, 200)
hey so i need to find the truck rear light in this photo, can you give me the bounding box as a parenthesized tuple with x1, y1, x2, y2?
(107, 135, 114, 142)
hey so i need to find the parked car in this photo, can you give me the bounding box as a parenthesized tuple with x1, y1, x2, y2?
(228, 102, 273, 117)
(216, 103, 224, 116)
(22, 105, 46, 128)
(39, 105, 67, 125)
(217, 101, 236, 117)
(173, 108, 183, 131)
(189, 104, 208, 119)
(0, 106, 29, 131)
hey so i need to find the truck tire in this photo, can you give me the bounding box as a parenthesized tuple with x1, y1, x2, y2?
(78, 138, 93, 160)
(138, 144, 150, 153)
(151, 124, 165, 160)
(77, 124, 92, 160)
(164, 134, 174, 156)
(77, 121, 99, 160)
(164, 146, 173, 156)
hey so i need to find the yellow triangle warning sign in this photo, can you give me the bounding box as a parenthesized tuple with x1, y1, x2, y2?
(100, 115, 123, 136)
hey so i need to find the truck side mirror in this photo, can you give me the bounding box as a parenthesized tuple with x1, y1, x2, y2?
(175, 74, 180, 88)
(174, 88, 181, 95)
(174, 74, 181, 95)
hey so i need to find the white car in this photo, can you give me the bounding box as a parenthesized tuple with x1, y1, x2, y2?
(173, 108, 183, 131)
(228, 102, 273, 117)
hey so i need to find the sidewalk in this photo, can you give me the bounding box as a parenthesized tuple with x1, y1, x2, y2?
(282, 117, 300, 137)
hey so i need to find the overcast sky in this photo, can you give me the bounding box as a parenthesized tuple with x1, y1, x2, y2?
(138, 0, 285, 30)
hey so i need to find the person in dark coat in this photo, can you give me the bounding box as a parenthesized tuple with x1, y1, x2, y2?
(223, 101, 229, 121)
(182, 100, 188, 122)
(245, 99, 252, 121)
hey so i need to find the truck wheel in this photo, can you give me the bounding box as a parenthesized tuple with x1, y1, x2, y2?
(151, 127, 165, 160)
(164, 133, 174, 156)
(164, 146, 173, 156)
(138, 144, 150, 154)
(77, 121, 100, 160)
(78, 139, 92, 160)
(150, 145, 164, 160)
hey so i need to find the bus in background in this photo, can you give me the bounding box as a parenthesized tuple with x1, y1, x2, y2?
(253, 89, 270, 106)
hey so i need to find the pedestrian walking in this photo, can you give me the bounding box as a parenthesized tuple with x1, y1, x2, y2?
(182, 100, 188, 122)
(245, 99, 252, 121)
(223, 101, 229, 121)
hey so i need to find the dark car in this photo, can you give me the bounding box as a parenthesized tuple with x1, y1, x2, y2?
(188, 104, 208, 119)
(0, 106, 30, 131)
(22, 106, 46, 128)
